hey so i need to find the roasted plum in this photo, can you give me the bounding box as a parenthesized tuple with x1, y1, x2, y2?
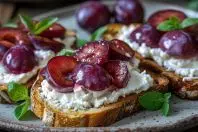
(39, 23, 66, 38)
(110, 39, 135, 60)
(2, 45, 37, 74)
(19, 22, 66, 38)
(29, 35, 64, 53)
(130, 24, 161, 48)
(76, 1, 111, 32)
(0, 40, 15, 60)
(159, 30, 197, 58)
(104, 60, 130, 88)
(147, 9, 187, 28)
(71, 63, 111, 91)
(0, 28, 31, 45)
(46, 56, 77, 92)
(75, 40, 110, 65)
(114, 0, 144, 24)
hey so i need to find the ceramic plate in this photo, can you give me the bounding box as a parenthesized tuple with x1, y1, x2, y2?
(1, 1, 198, 131)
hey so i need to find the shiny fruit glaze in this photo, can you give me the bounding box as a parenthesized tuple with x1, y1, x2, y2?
(159, 30, 197, 59)
(104, 60, 130, 88)
(75, 40, 110, 65)
(76, 1, 111, 32)
(130, 24, 161, 48)
(0, 40, 15, 60)
(71, 63, 112, 91)
(46, 56, 77, 92)
(2, 45, 37, 74)
(0, 28, 31, 45)
(110, 39, 135, 60)
(29, 35, 64, 53)
(114, 0, 144, 24)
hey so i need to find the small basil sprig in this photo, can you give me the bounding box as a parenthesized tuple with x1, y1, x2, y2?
(139, 92, 171, 116)
(7, 82, 32, 120)
(57, 49, 75, 56)
(157, 17, 198, 31)
(76, 38, 88, 48)
(75, 26, 107, 48)
(90, 26, 107, 41)
(19, 14, 58, 35)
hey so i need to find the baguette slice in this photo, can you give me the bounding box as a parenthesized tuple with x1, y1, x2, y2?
(0, 29, 77, 104)
(31, 57, 169, 127)
(103, 23, 198, 100)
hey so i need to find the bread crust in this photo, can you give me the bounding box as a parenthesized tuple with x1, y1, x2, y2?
(31, 61, 169, 127)
(103, 23, 198, 100)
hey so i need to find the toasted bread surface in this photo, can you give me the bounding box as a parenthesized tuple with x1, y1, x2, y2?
(31, 63, 169, 127)
(103, 23, 198, 100)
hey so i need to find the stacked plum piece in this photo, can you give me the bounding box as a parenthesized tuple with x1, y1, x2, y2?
(42, 39, 135, 93)
(129, 9, 198, 59)
(0, 22, 66, 75)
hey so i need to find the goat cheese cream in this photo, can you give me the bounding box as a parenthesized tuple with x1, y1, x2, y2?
(39, 60, 153, 111)
(0, 50, 55, 84)
(117, 25, 198, 81)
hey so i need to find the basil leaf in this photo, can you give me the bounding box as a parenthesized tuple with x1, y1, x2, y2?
(7, 82, 29, 102)
(157, 17, 182, 31)
(14, 99, 30, 120)
(90, 26, 107, 41)
(19, 14, 34, 33)
(164, 92, 171, 101)
(76, 38, 88, 48)
(34, 17, 58, 35)
(139, 91, 164, 111)
(161, 93, 171, 116)
(181, 18, 198, 28)
(160, 102, 170, 116)
(2, 22, 17, 28)
(57, 49, 75, 56)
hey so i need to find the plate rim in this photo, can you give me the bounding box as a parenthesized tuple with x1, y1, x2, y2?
(1, 1, 198, 131)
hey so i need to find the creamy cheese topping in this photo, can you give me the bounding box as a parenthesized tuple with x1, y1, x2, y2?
(39, 60, 153, 111)
(0, 50, 55, 84)
(117, 26, 198, 81)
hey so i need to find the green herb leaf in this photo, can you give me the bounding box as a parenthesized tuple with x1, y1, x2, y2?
(164, 92, 171, 102)
(139, 91, 164, 111)
(90, 26, 107, 41)
(19, 14, 34, 33)
(161, 92, 171, 116)
(57, 49, 75, 56)
(14, 99, 30, 120)
(161, 102, 170, 116)
(34, 17, 58, 35)
(76, 38, 88, 48)
(157, 17, 182, 31)
(2, 22, 17, 28)
(7, 82, 29, 102)
(181, 18, 198, 28)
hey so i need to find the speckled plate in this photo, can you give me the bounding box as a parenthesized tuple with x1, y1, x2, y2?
(1, 1, 198, 132)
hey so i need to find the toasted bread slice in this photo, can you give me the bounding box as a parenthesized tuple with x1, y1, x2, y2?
(0, 30, 77, 104)
(31, 58, 169, 127)
(103, 23, 198, 100)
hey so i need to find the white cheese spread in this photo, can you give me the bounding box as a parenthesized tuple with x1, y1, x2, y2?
(0, 50, 55, 84)
(39, 60, 153, 111)
(117, 26, 198, 81)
